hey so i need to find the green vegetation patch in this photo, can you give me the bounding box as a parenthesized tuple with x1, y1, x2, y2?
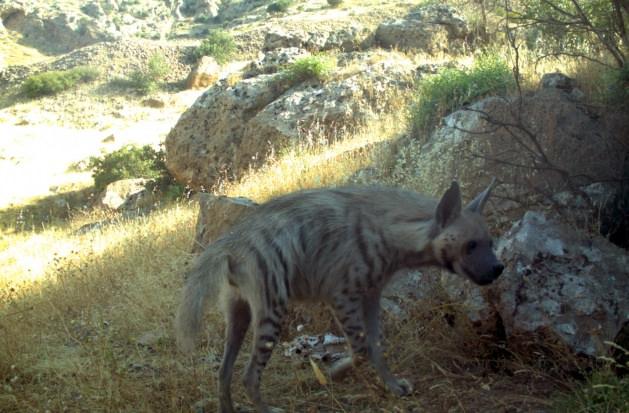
(193, 29, 237, 64)
(21, 66, 99, 98)
(553, 369, 629, 412)
(409, 54, 514, 140)
(117, 53, 171, 95)
(282, 55, 337, 84)
(89, 145, 168, 191)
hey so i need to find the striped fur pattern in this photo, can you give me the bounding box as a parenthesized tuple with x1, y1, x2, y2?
(175, 181, 503, 413)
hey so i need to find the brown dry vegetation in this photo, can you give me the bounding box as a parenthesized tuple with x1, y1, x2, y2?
(1, 0, 627, 411)
(0, 112, 587, 413)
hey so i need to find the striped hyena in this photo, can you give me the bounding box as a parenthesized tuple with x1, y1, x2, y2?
(176, 180, 503, 413)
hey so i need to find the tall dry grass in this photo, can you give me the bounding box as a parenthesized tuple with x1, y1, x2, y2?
(1, 39, 617, 412)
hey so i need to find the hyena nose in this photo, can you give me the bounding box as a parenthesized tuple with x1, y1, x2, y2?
(492, 263, 504, 278)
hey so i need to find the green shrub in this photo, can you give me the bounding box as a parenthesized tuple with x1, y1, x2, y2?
(21, 66, 99, 98)
(282, 55, 337, 83)
(193, 29, 236, 64)
(267, 0, 292, 13)
(601, 65, 629, 107)
(327, 0, 343, 7)
(553, 368, 629, 412)
(89, 145, 166, 191)
(124, 53, 171, 95)
(409, 54, 514, 140)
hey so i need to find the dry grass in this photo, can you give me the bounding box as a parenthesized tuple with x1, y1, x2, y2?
(0, 108, 574, 412)
(1, 2, 615, 410)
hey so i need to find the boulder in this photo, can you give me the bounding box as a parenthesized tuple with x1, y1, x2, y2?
(95, 178, 153, 211)
(395, 83, 626, 206)
(165, 73, 294, 187)
(376, 5, 468, 53)
(179, 0, 221, 18)
(540, 72, 584, 100)
(186, 55, 221, 89)
(243, 47, 310, 78)
(192, 193, 258, 252)
(443, 211, 629, 356)
(263, 25, 372, 52)
(165, 53, 414, 190)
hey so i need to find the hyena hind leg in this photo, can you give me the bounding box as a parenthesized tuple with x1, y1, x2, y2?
(363, 293, 413, 397)
(218, 297, 252, 413)
(242, 303, 287, 413)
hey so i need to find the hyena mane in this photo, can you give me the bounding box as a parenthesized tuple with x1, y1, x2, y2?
(175, 182, 503, 413)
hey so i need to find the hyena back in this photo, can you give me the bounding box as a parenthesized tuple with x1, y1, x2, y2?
(176, 181, 503, 413)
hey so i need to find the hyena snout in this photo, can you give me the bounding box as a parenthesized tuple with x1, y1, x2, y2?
(475, 258, 504, 286)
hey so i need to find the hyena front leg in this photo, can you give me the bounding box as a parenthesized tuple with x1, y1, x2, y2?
(218, 296, 251, 413)
(363, 292, 413, 397)
(329, 293, 369, 380)
(242, 302, 286, 413)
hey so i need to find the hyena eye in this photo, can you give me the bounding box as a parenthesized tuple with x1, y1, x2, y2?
(466, 240, 477, 254)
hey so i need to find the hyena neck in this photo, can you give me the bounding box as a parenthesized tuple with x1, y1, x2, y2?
(394, 243, 439, 270)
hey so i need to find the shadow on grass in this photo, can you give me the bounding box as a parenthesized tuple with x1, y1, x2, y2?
(0, 187, 96, 234)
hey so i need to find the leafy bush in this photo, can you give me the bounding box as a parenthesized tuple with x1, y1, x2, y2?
(124, 53, 171, 95)
(267, 0, 292, 13)
(409, 54, 514, 139)
(193, 29, 236, 64)
(21, 66, 99, 98)
(89, 145, 167, 191)
(282, 55, 337, 83)
(327, 0, 343, 7)
(602, 65, 629, 106)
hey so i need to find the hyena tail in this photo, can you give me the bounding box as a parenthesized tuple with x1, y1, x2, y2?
(175, 249, 229, 353)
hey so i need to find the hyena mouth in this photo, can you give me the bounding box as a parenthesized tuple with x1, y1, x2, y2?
(462, 265, 496, 286)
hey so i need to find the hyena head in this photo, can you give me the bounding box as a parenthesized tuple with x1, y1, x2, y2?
(431, 180, 504, 286)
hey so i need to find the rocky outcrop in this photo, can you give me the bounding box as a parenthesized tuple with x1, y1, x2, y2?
(1, 4, 115, 53)
(165, 52, 414, 190)
(443, 211, 629, 356)
(263, 25, 373, 52)
(243, 47, 310, 78)
(178, 0, 222, 18)
(376, 5, 468, 53)
(186, 56, 221, 89)
(95, 178, 155, 211)
(192, 193, 258, 252)
(395, 75, 626, 205)
(0, 1, 173, 55)
(0, 39, 192, 87)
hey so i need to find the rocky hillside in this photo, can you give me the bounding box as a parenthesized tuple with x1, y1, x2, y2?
(1, 0, 628, 412)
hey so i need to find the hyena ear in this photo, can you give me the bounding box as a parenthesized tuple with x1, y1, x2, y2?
(466, 177, 496, 214)
(436, 181, 462, 228)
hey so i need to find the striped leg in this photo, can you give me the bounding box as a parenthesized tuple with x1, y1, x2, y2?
(363, 293, 412, 396)
(329, 293, 368, 379)
(218, 297, 251, 413)
(242, 305, 285, 413)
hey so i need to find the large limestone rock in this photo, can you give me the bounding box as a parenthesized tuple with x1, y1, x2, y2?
(263, 25, 373, 52)
(376, 5, 468, 53)
(443, 211, 629, 356)
(396, 78, 626, 203)
(186, 56, 221, 89)
(243, 47, 310, 78)
(192, 193, 258, 252)
(95, 178, 155, 211)
(165, 73, 294, 188)
(165, 53, 414, 190)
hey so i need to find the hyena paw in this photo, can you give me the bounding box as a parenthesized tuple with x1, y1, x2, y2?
(328, 357, 354, 380)
(387, 377, 413, 397)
